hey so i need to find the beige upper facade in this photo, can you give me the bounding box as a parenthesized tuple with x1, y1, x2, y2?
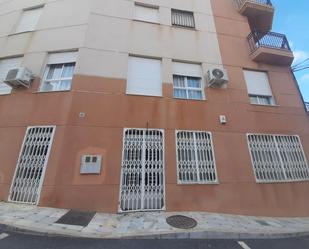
(0, 0, 223, 84)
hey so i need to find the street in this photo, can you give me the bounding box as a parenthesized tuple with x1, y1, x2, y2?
(0, 228, 308, 249)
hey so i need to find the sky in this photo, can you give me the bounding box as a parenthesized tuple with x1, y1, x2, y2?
(271, 0, 309, 102)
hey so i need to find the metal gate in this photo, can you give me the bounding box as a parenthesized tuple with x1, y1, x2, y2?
(9, 126, 56, 204)
(119, 129, 165, 212)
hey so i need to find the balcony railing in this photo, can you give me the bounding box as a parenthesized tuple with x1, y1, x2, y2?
(247, 31, 291, 54)
(235, 0, 273, 9)
(235, 0, 274, 31)
(305, 102, 309, 112)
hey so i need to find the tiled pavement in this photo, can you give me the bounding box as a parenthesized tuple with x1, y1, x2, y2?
(0, 202, 309, 239)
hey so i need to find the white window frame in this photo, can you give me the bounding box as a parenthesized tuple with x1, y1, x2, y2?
(40, 52, 78, 93)
(126, 56, 162, 97)
(243, 70, 275, 106)
(249, 94, 274, 106)
(247, 133, 309, 183)
(40, 63, 75, 92)
(14, 6, 43, 34)
(134, 2, 160, 24)
(175, 130, 218, 184)
(173, 75, 204, 100)
(305, 102, 309, 112)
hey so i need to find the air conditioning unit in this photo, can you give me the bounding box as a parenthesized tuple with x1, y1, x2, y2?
(206, 67, 229, 88)
(4, 67, 33, 88)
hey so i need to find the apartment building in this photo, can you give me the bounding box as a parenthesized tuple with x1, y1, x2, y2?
(0, 0, 308, 216)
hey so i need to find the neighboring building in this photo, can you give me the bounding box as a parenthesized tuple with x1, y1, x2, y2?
(0, 0, 308, 216)
(306, 102, 309, 113)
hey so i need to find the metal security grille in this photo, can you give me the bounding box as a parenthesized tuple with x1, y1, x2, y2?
(247, 134, 309, 183)
(171, 9, 195, 28)
(176, 131, 217, 184)
(119, 129, 165, 212)
(9, 126, 55, 204)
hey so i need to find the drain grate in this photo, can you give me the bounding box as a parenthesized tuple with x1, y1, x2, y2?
(255, 219, 270, 226)
(166, 215, 197, 229)
(56, 210, 96, 227)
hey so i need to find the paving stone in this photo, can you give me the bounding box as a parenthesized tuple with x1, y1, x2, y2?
(0, 202, 309, 239)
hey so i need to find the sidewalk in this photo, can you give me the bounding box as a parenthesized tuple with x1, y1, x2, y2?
(0, 202, 309, 239)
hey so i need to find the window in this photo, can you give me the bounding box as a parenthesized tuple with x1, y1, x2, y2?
(305, 102, 309, 112)
(171, 9, 195, 28)
(15, 7, 43, 33)
(176, 131, 218, 184)
(134, 3, 159, 23)
(173, 62, 204, 100)
(40, 52, 77, 92)
(0, 57, 23, 95)
(243, 70, 275, 106)
(249, 95, 273, 105)
(247, 134, 309, 183)
(127, 56, 162, 97)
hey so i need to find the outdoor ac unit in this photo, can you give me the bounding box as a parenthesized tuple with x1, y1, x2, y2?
(206, 67, 229, 88)
(4, 67, 33, 88)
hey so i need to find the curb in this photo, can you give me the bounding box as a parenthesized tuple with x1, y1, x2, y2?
(126, 230, 309, 240)
(1, 223, 309, 240)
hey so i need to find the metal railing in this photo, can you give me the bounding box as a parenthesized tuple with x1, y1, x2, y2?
(305, 102, 309, 112)
(247, 31, 291, 54)
(235, 0, 272, 9)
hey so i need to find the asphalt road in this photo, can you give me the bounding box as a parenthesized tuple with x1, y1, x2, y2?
(0, 228, 308, 249)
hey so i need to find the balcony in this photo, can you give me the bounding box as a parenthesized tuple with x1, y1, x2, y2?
(305, 102, 309, 113)
(247, 31, 294, 66)
(235, 0, 274, 31)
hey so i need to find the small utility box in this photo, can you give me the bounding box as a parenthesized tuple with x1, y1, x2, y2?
(80, 155, 102, 175)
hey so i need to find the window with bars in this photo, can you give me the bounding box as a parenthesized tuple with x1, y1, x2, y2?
(173, 75, 203, 100)
(41, 62, 75, 92)
(176, 131, 217, 184)
(247, 134, 309, 183)
(171, 9, 195, 28)
(9, 126, 55, 204)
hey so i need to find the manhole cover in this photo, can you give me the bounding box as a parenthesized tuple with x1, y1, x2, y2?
(166, 215, 197, 229)
(56, 210, 96, 227)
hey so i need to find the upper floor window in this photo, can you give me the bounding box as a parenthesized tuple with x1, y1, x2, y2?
(171, 9, 195, 28)
(173, 62, 204, 100)
(0, 57, 23, 95)
(134, 3, 159, 23)
(15, 6, 43, 33)
(247, 134, 309, 183)
(243, 70, 275, 106)
(127, 56, 162, 97)
(40, 52, 77, 92)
